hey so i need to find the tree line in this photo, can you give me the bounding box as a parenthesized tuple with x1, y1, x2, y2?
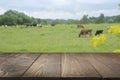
(0, 10, 43, 26)
(79, 14, 120, 24)
(0, 10, 120, 26)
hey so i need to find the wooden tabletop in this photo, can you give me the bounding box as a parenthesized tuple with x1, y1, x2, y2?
(0, 53, 120, 80)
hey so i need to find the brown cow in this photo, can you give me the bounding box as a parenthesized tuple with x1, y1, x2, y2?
(51, 24, 56, 26)
(77, 24, 84, 28)
(79, 29, 92, 37)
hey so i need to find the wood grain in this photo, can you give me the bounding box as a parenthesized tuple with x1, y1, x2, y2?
(0, 54, 17, 64)
(61, 53, 101, 79)
(0, 53, 120, 79)
(23, 53, 61, 77)
(87, 54, 120, 79)
(0, 54, 40, 77)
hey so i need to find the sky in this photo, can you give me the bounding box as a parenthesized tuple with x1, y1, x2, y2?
(0, 0, 120, 19)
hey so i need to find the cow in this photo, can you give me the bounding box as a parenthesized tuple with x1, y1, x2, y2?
(25, 23, 43, 28)
(25, 23, 37, 28)
(1, 24, 17, 27)
(2, 25, 7, 27)
(7, 24, 17, 26)
(107, 26, 111, 30)
(32, 24, 37, 27)
(95, 30, 103, 36)
(25, 23, 32, 28)
(77, 24, 84, 28)
(51, 24, 56, 26)
(79, 29, 92, 37)
(37, 24, 42, 28)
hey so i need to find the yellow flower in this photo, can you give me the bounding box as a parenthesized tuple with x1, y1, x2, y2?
(90, 34, 106, 48)
(108, 26, 120, 34)
(100, 34, 106, 43)
(113, 49, 120, 53)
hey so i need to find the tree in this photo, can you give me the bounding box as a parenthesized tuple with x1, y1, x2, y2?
(35, 18, 41, 24)
(41, 19, 47, 25)
(95, 13, 106, 24)
(80, 15, 90, 24)
(107, 19, 114, 23)
(89, 16, 97, 23)
(114, 15, 120, 23)
(0, 10, 35, 25)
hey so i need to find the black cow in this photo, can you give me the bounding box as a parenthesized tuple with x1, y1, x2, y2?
(95, 30, 103, 36)
(25, 23, 37, 28)
(32, 24, 37, 27)
(25, 23, 31, 28)
(5, 24, 17, 26)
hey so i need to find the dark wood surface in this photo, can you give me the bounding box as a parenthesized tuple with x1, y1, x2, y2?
(0, 53, 120, 80)
(23, 53, 61, 77)
(0, 54, 40, 77)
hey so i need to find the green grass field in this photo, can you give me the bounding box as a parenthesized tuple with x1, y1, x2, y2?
(0, 23, 120, 52)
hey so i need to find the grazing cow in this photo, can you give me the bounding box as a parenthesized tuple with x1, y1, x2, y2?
(25, 23, 37, 28)
(77, 24, 84, 28)
(32, 24, 37, 27)
(95, 30, 103, 36)
(2, 25, 7, 27)
(51, 24, 56, 26)
(7, 24, 17, 26)
(37, 24, 42, 28)
(79, 29, 92, 37)
(107, 26, 111, 30)
(25, 23, 42, 28)
(25, 23, 31, 28)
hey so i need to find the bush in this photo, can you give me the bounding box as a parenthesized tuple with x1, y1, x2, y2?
(90, 34, 106, 48)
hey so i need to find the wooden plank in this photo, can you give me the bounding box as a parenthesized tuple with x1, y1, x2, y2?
(23, 53, 61, 77)
(0, 53, 120, 79)
(0, 54, 17, 64)
(0, 53, 40, 77)
(61, 54, 101, 79)
(87, 54, 120, 79)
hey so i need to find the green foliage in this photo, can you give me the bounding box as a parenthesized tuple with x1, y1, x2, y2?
(80, 15, 90, 24)
(41, 19, 47, 25)
(89, 16, 97, 23)
(35, 18, 41, 24)
(46, 19, 80, 24)
(114, 15, 120, 23)
(0, 10, 120, 25)
(95, 13, 106, 24)
(0, 10, 38, 25)
(106, 18, 114, 23)
(79, 14, 119, 24)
